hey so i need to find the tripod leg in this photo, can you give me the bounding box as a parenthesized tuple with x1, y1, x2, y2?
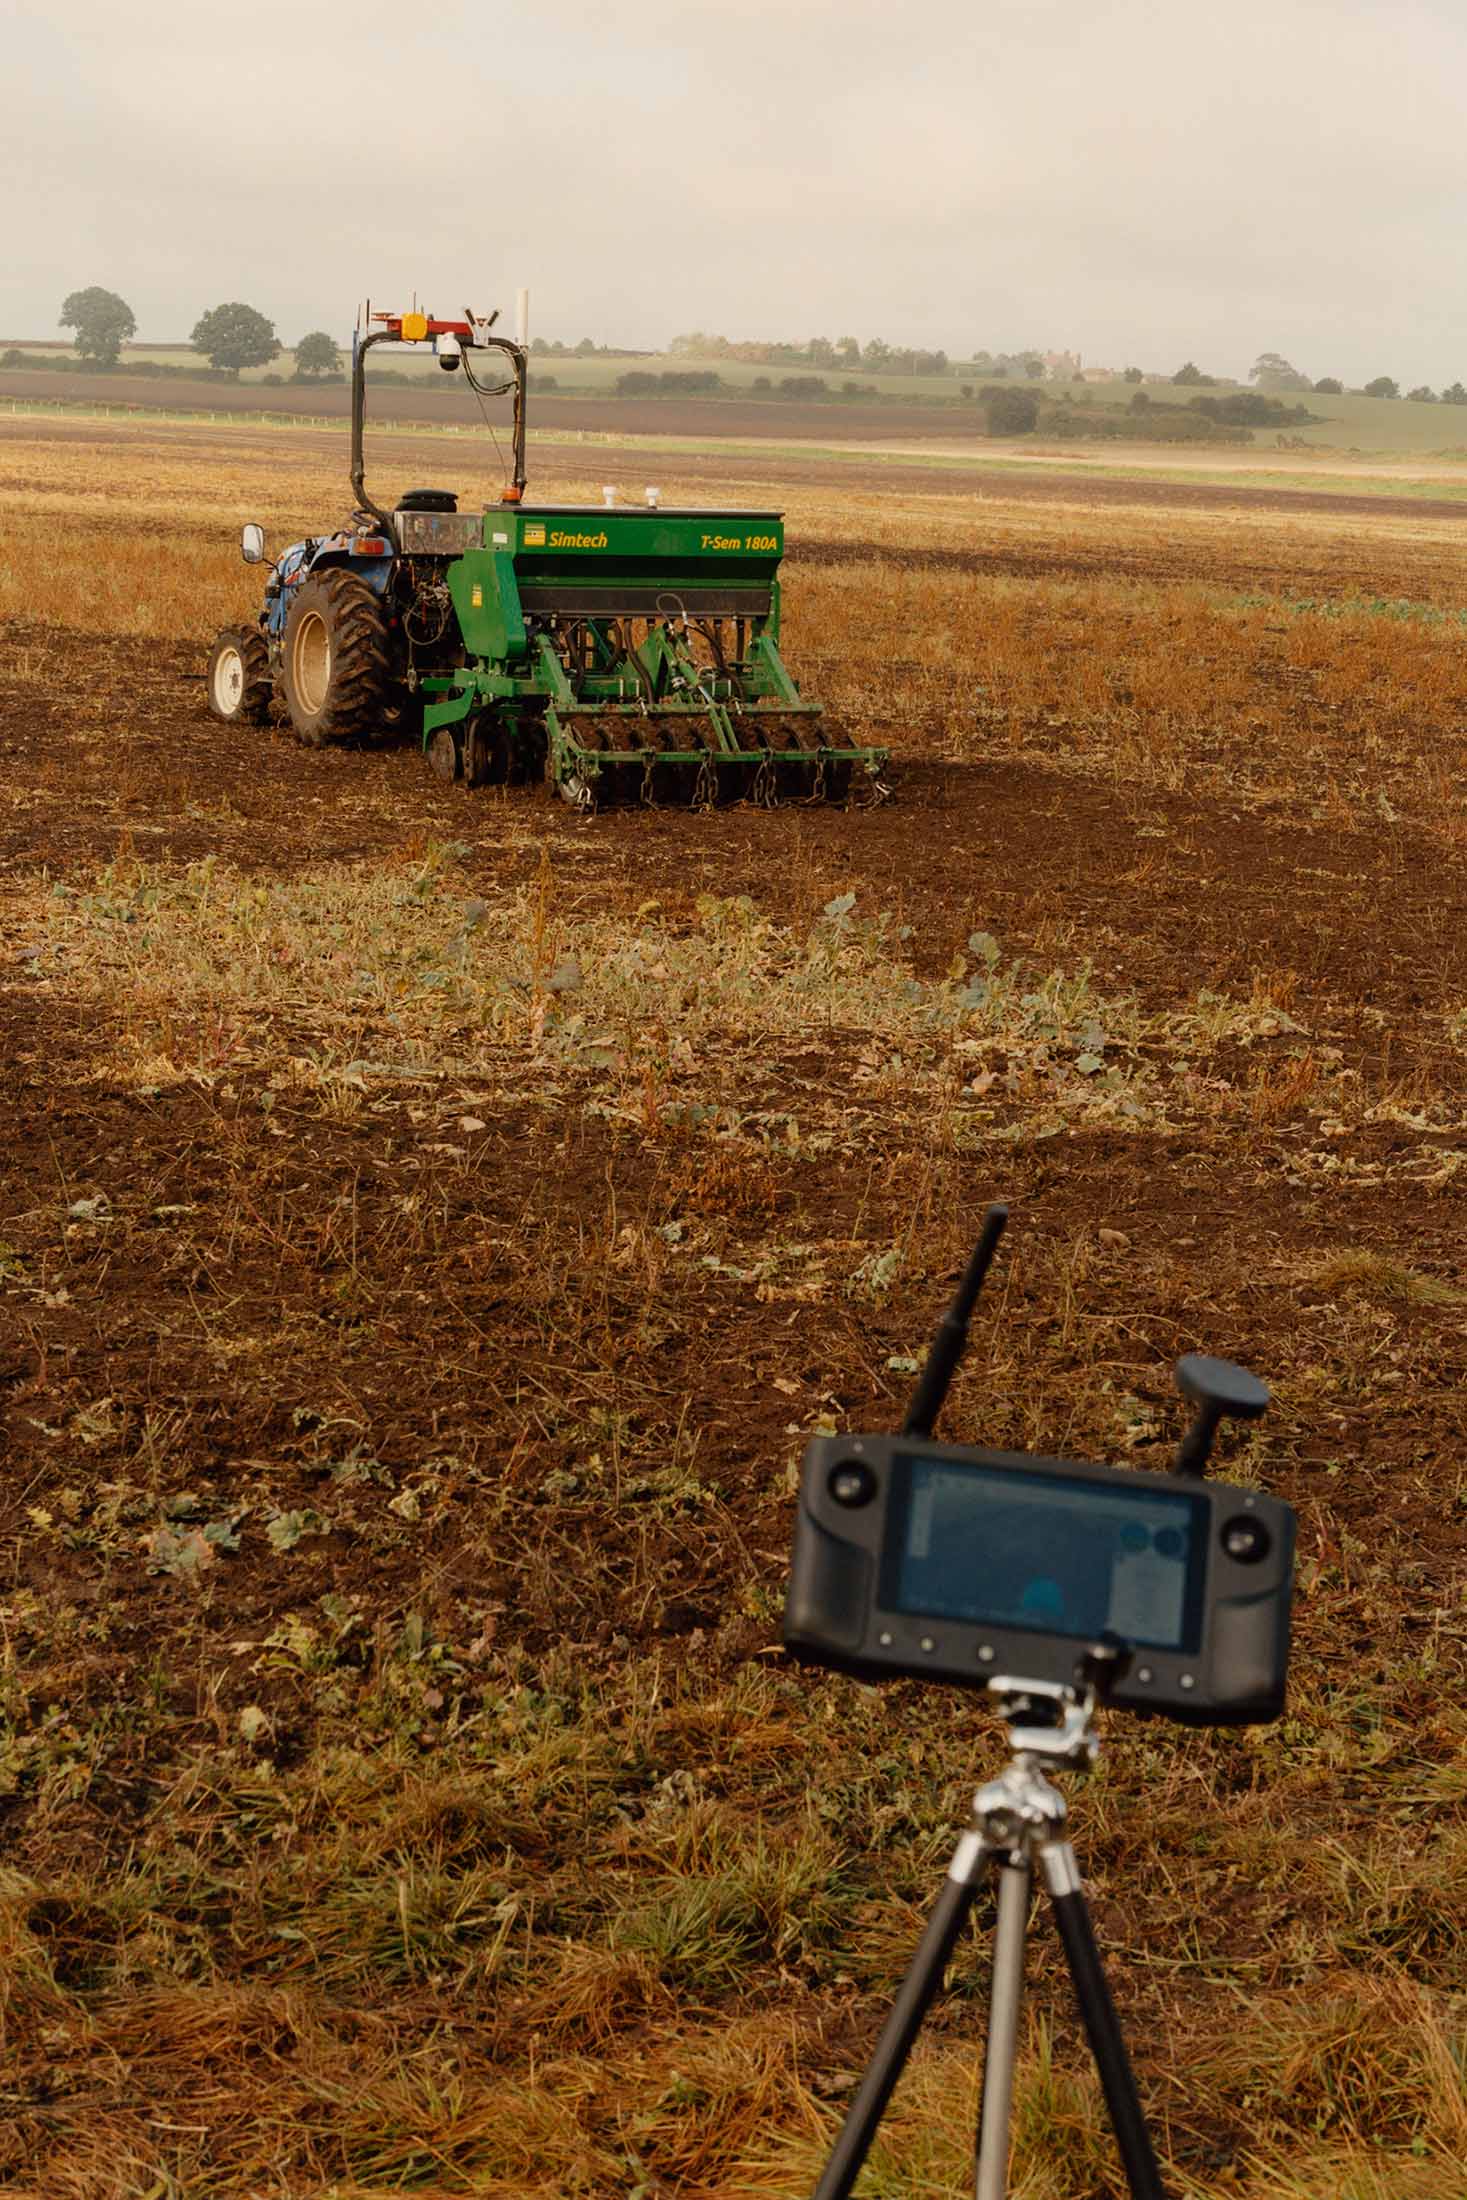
(1040, 1844, 1169, 2200)
(975, 1856, 1030, 2200)
(811, 1832, 992, 2200)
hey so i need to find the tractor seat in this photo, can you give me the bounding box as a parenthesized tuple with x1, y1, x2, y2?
(397, 488, 458, 513)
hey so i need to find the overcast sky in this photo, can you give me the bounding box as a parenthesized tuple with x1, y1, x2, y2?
(7, 0, 1467, 385)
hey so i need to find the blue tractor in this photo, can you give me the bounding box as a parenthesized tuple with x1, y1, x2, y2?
(206, 305, 526, 756)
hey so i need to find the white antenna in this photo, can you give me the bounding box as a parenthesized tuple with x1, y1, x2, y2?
(515, 287, 530, 348)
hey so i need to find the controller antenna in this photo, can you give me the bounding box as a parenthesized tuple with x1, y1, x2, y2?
(901, 1203, 1009, 1439)
(1173, 1353, 1270, 1477)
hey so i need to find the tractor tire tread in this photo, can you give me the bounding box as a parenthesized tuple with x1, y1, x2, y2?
(281, 568, 393, 747)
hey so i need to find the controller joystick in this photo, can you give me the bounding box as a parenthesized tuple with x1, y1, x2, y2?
(1173, 1353, 1270, 1478)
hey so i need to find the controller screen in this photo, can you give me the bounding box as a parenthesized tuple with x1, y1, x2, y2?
(883, 1455, 1208, 1652)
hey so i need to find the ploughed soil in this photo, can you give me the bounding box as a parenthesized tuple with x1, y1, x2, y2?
(2, 469, 1466, 2192)
(6, 615, 1467, 1550)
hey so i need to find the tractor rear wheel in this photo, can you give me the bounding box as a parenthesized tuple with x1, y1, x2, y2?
(281, 570, 392, 747)
(206, 627, 273, 725)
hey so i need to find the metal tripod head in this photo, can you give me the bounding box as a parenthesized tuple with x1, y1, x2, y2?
(990, 1676, 1100, 1774)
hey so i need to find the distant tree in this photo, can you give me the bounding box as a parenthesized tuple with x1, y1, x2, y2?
(1407, 384, 1437, 402)
(862, 337, 892, 371)
(1363, 375, 1400, 399)
(984, 384, 1040, 435)
(59, 285, 136, 366)
(1172, 360, 1214, 386)
(616, 369, 720, 397)
(1192, 391, 1320, 427)
(1251, 351, 1311, 391)
(191, 301, 280, 375)
(574, 336, 597, 355)
(1023, 355, 1046, 380)
(294, 330, 342, 380)
(1123, 366, 1144, 384)
(1313, 376, 1344, 395)
(836, 335, 861, 367)
(807, 336, 836, 368)
(1441, 381, 1467, 405)
(959, 382, 973, 398)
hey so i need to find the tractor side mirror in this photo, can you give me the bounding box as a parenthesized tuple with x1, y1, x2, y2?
(241, 523, 266, 565)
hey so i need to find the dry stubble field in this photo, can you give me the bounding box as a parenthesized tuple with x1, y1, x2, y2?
(1, 413, 1466, 2199)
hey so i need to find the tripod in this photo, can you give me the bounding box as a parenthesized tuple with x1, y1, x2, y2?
(809, 1676, 1168, 2200)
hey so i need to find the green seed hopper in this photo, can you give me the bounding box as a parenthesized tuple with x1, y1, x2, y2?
(422, 500, 886, 805)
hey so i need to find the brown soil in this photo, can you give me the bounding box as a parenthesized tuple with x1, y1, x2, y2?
(6, 620, 1467, 1520)
(3, 438, 1466, 2193)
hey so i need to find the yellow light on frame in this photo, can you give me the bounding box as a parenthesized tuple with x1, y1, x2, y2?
(400, 312, 429, 342)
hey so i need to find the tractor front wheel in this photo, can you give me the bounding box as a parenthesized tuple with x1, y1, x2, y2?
(281, 570, 392, 747)
(206, 627, 273, 725)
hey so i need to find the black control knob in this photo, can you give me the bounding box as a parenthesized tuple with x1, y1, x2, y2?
(1219, 1513, 1271, 1563)
(828, 1460, 877, 1508)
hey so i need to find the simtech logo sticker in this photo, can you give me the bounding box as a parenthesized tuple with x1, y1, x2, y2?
(522, 523, 546, 547)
